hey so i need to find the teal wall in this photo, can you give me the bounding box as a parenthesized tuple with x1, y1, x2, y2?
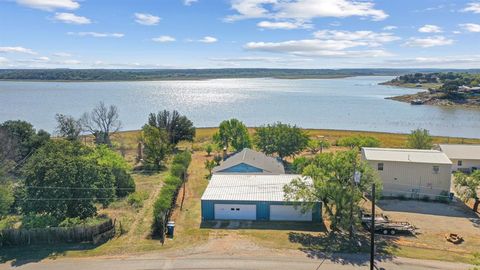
(218, 163, 263, 173)
(201, 200, 322, 222)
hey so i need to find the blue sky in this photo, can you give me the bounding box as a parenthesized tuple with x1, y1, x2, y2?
(1, 0, 480, 68)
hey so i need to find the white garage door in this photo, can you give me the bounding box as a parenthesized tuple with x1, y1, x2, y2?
(214, 204, 256, 220)
(270, 205, 312, 221)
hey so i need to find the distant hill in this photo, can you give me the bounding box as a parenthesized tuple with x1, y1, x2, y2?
(0, 68, 479, 81)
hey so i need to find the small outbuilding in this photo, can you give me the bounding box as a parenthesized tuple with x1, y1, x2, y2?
(201, 174, 321, 222)
(439, 144, 480, 173)
(212, 148, 285, 174)
(362, 147, 452, 199)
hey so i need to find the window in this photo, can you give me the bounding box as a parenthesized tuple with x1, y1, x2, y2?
(433, 166, 439, 174)
(230, 208, 235, 211)
(377, 163, 384, 171)
(458, 160, 463, 166)
(236, 208, 240, 211)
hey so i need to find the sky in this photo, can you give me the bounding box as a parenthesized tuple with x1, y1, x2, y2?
(0, 0, 480, 69)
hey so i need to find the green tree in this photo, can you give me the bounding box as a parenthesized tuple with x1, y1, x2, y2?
(81, 102, 121, 146)
(89, 145, 135, 197)
(22, 140, 116, 220)
(407, 128, 433, 149)
(454, 171, 480, 212)
(337, 135, 380, 149)
(213, 119, 251, 152)
(0, 127, 19, 179)
(205, 144, 213, 156)
(148, 110, 195, 145)
(284, 150, 381, 232)
(0, 184, 14, 217)
(204, 159, 216, 178)
(141, 125, 170, 170)
(307, 139, 331, 154)
(254, 122, 309, 160)
(55, 113, 82, 141)
(0, 120, 50, 162)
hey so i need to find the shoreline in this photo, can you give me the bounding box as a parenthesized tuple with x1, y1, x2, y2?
(0, 75, 355, 83)
(116, 127, 480, 141)
(381, 82, 480, 109)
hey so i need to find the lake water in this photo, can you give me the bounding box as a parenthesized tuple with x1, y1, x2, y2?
(0, 76, 479, 138)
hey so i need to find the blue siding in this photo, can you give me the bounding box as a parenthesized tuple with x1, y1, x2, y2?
(219, 163, 263, 173)
(201, 200, 322, 222)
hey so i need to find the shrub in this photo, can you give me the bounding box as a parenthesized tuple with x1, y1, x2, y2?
(127, 191, 149, 208)
(170, 163, 186, 178)
(58, 216, 108, 227)
(21, 213, 59, 229)
(0, 216, 20, 230)
(152, 152, 192, 236)
(172, 151, 191, 168)
(291, 156, 310, 174)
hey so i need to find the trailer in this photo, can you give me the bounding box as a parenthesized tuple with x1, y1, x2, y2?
(361, 211, 416, 235)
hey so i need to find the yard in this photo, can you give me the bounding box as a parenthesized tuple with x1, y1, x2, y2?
(2, 128, 480, 265)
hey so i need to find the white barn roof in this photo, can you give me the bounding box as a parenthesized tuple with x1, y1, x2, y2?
(212, 148, 285, 174)
(362, 147, 452, 165)
(439, 144, 480, 160)
(201, 174, 311, 202)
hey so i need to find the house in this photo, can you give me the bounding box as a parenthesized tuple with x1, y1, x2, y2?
(201, 174, 321, 222)
(361, 148, 452, 199)
(212, 148, 285, 174)
(439, 144, 480, 173)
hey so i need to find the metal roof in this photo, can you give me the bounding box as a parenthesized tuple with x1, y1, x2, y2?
(439, 144, 480, 160)
(212, 148, 285, 174)
(201, 174, 311, 202)
(362, 147, 452, 165)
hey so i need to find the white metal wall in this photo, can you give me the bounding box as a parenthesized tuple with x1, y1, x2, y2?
(269, 205, 312, 221)
(365, 160, 452, 198)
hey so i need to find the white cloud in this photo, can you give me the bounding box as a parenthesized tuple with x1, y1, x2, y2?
(459, 23, 480, 33)
(377, 55, 480, 68)
(198, 36, 218, 43)
(54, 12, 91, 24)
(67, 32, 124, 38)
(404, 36, 453, 48)
(0, 57, 8, 64)
(383, 25, 397, 31)
(184, 0, 198, 6)
(313, 30, 400, 46)
(453, 30, 462, 34)
(152, 35, 176, 42)
(16, 0, 79, 11)
(257, 20, 312, 29)
(463, 2, 480, 13)
(0, 46, 36, 54)
(418, 24, 443, 33)
(134, 13, 161, 26)
(226, 0, 388, 22)
(244, 30, 398, 58)
(53, 52, 72, 57)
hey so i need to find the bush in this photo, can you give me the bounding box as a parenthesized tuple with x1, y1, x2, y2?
(58, 216, 107, 227)
(21, 213, 59, 229)
(0, 216, 20, 230)
(172, 151, 191, 168)
(152, 152, 192, 236)
(170, 163, 186, 178)
(127, 191, 149, 208)
(291, 156, 310, 174)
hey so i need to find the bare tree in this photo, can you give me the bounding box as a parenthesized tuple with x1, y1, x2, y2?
(55, 114, 82, 141)
(81, 102, 121, 145)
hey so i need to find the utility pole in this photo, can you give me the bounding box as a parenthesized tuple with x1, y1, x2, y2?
(370, 183, 376, 270)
